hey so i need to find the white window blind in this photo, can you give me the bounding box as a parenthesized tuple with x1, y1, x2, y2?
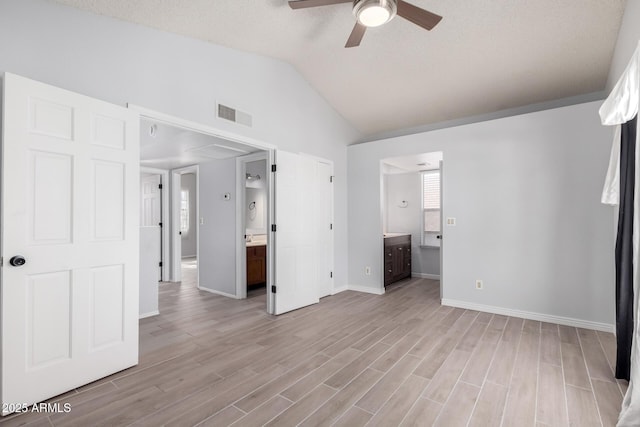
(422, 170, 441, 233)
(180, 190, 189, 233)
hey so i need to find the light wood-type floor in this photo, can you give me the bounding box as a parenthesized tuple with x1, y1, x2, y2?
(0, 275, 627, 426)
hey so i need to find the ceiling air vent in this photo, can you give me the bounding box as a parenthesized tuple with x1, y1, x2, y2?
(217, 103, 252, 128)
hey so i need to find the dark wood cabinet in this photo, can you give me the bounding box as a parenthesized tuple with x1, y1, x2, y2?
(246, 245, 266, 286)
(384, 235, 411, 287)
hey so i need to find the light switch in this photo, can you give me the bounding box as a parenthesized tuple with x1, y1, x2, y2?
(446, 217, 456, 226)
(200, 217, 204, 225)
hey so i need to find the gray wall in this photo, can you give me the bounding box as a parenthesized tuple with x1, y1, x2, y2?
(198, 159, 237, 296)
(349, 101, 615, 327)
(181, 173, 197, 258)
(384, 173, 440, 276)
(0, 0, 360, 292)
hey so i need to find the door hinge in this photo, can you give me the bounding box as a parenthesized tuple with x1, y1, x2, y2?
(158, 183, 163, 189)
(330, 271, 333, 278)
(1, 257, 3, 267)
(159, 222, 163, 228)
(271, 224, 277, 232)
(271, 164, 277, 172)
(159, 261, 163, 267)
(271, 285, 277, 293)
(330, 223, 333, 230)
(330, 176, 334, 183)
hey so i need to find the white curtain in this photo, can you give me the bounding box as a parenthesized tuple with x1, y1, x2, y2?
(600, 40, 640, 427)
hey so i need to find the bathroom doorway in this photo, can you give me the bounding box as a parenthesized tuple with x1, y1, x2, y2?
(243, 156, 268, 298)
(381, 152, 443, 297)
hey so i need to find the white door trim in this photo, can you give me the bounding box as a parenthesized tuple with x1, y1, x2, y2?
(127, 105, 276, 313)
(140, 167, 170, 281)
(127, 104, 276, 151)
(439, 159, 444, 302)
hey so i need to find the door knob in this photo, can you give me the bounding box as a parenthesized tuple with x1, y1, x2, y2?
(436, 235, 442, 239)
(9, 255, 26, 267)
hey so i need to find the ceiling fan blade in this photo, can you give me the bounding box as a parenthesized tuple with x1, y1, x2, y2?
(345, 23, 366, 48)
(288, 0, 352, 9)
(397, 0, 442, 31)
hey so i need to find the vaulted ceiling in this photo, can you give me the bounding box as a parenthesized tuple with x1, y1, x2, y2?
(52, 0, 626, 136)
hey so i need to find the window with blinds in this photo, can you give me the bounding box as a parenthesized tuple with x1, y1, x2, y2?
(422, 170, 441, 234)
(180, 190, 189, 233)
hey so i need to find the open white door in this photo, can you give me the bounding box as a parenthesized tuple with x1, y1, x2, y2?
(141, 174, 161, 226)
(1, 73, 140, 412)
(141, 174, 162, 281)
(316, 161, 333, 298)
(273, 151, 319, 314)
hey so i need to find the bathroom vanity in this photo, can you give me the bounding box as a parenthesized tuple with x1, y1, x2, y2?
(246, 241, 267, 287)
(384, 234, 411, 287)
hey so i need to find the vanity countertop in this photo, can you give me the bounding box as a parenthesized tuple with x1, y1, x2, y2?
(383, 233, 411, 238)
(246, 241, 266, 247)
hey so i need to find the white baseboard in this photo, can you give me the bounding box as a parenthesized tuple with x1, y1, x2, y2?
(332, 286, 348, 295)
(441, 298, 615, 333)
(412, 272, 440, 280)
(346, 284, 385, 295)
(139, 310, 159, 319)
(197, 286, 240, 299)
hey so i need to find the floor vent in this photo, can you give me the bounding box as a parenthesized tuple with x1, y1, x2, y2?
(217, 103, 252, 127)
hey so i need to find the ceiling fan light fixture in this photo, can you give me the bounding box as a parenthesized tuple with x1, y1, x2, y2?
(353, 0, 397, 27)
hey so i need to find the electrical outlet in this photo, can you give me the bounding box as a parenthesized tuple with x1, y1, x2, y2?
(475, 280, 483, 290)
(365, 266, 371, 276)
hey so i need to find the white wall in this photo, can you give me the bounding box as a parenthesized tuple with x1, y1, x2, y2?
(198, 158, 237, 296)
(349, 101, 615, 328)
(606, 0, 640, 91)
(139, 227, 160, 318)
(0, 0, 360, 291)
(181, 173, 197, 258)
(384, 173, 440, 276)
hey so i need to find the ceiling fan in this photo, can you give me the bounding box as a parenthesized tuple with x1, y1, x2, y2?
(288, 0, 442, 48)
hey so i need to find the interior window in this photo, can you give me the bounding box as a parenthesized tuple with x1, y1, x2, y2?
(422, 170, 441, 246)
(180, 189, 189, 233)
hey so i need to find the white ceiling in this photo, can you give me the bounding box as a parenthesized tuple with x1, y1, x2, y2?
(140, 120, 263, 170)
(53, 0, 626, 136)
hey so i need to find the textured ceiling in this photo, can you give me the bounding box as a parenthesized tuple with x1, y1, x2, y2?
(51, 0, 626, 136)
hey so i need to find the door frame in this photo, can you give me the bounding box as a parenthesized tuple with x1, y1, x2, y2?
(127, 105, 277, 313)
(379, 154, 445, 301)
(171, 165, 199, 284)
(140, 166, 170, 282)
(439, 159, 444, 303)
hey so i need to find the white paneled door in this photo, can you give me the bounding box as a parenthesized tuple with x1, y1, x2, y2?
(316, 161, 333, 298)
(141, 174, 161, 227)
(1, 73, 140, 413)
(273, 151, 319, 314)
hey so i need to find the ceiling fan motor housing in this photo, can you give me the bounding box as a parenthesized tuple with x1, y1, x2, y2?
(353, 0, 398, 27)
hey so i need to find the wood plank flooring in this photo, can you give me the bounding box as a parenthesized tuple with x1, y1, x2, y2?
(0, 270, 626, 426)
